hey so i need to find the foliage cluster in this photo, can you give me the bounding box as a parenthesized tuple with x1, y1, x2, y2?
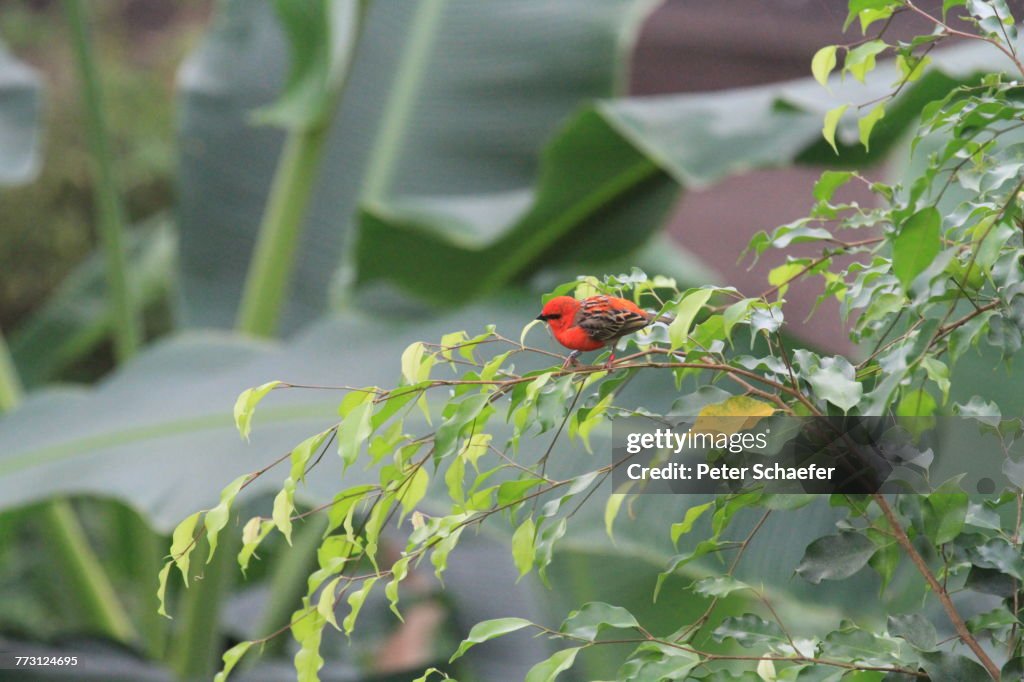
(166, 3, 1024, 680)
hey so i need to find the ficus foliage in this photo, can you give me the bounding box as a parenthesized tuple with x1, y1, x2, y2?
(159, 2, 1024, 681)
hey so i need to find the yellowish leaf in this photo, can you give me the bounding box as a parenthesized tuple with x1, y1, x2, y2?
(692, 395, 775, 436)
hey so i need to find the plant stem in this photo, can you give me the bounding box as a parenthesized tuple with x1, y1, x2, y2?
(360, 0, 445, 202)
(235, 128, 334, 336)
(236, 0, 373, 336)
(0, 330, 138, 645)
(63, 0, 140, 361)
(0, 329, 22, 413)
(38, 502, 139, 644)
(200, 2, 371, 673)
(874, 494, 1001, 680)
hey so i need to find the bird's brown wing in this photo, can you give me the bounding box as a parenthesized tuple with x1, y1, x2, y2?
(575, 296, 651, 342)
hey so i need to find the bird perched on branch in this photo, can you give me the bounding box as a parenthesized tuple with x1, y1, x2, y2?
(536, 295, 658, 369)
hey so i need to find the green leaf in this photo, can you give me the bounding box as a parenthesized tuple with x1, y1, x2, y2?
(844, 40, 888, 83)
(768, 262, 806, 296)
(156, 561, 173, 618)
(712, 614, 786, 647)
(822, 104, 848, 154)
(233, 381, 282, 441)
(969, 538, 1024, 580)
(896, 388, 937, 437)
(450, 617, 534, 662)
(238, 516, 275, 575)
(401, 342, 429, 385)
(444, 453, 466, 504)
(318, 575, 344, 631)
(213, 640, 254, 682)
(954, 396, 1001, 426)
(430, 525, 465, 583)
(967, 606, 1019, 632)
(342, 576, 379, 635)
(670, 502, 713, 546)
(804, 356, 862, 412)
(512, 517, 536, 579)
(436, 393, 491, 462)
(204, 473, 250, 561)
(655, 539, 722, 601)
(337, 400, 373, 468)
(796, 532, 875, 584)
(385, 555, 410, 620)
(412, 669, 455, 682)
(291, 606, 326, 682)
(524, 647, 581, 682)
(576, 392, 614, 453)
(893, 207, 941, 291)
(497, 477, 546, 507)
(896, 53, 931, 83)
(887, 613, 938, 651)
(858, 103, 885, 151)
(919, 652, 991, 682)
(617, 642, 701, 679)
(921, 357, 951, 403)
(869, 542, 899, 592)
(691, 575, 751, 598)
(170, 511, 202, 586)
(859, 6, 895, 32)
(603, 493, 626, 541)
(356, 114, 675, 305)
(811, 46, 838, 87)
(560, 602, 639, 639)
(0, 40, 43, 185)
(272, 481, 296, 545)
(439, 331, 468, 366)
(722, 299, 755, 342)
(1005, 457, 1024, 489)
(923, 479, 967, 545)
(844, 0, 898, 30)
(178, 0, 670, 322)
(398, 466, 430, 519)
(255, 0, 363, 130)
(812, 170, 853, 202)
(669, 289, 713, 350)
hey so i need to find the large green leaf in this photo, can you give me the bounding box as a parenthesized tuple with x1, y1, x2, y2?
(176, 0, 1013, 324)
(313, 34, 1015, 307)
(175, 0, 659, 329)
(354, 109, 679, 304)
(0, 40, 42, 185)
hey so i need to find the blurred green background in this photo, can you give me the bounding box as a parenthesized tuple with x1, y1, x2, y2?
(0, 1, 1012, 680)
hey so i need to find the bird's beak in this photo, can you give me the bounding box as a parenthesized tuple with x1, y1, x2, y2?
(536, 314, 546, 321)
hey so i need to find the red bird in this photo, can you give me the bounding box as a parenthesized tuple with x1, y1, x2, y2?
(536, 295, 654, 368)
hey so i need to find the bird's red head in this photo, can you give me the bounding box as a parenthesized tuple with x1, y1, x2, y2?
(536, 296, 580, 334)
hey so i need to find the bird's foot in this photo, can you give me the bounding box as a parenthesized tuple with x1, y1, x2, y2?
(603, 353, 617, 372)
(562, 350, 582, 370)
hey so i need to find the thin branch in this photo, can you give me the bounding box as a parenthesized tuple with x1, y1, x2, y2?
(874, 493, 1002, 679)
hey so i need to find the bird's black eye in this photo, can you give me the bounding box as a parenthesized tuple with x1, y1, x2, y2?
(548, 313, 561, 320)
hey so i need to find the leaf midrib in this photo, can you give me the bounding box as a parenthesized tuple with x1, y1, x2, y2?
(0, 402, 336, 476)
